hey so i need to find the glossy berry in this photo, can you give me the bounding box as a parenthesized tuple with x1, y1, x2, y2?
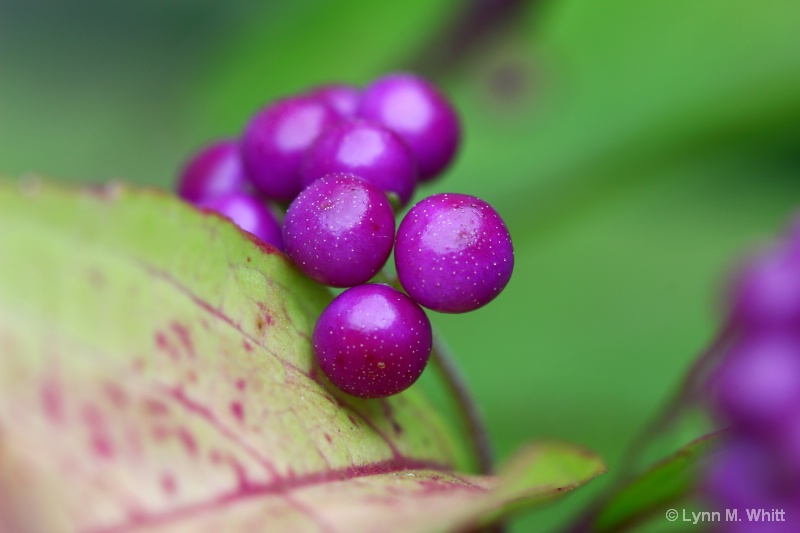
(358, 72, 460, 182)
(395, 193, 513, 313)
(313, 284, 432, 398)
(308, 84, 360, 118)
(200, 192, 283, 251)
(301, 119, 417, 207)
(283, 174, 395, 287)
(242, 95, 340, 202)
(176, 139, 248, 203)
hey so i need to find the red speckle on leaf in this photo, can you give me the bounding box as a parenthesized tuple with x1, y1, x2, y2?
(92, 433, 114, 459)
(235, 379, 246, 391)
(176, 428, 198, 456)
(152, 425, 170, 441)
(104, 383, 128, 409)
(256, 302, 275, 326)
(324, 433, 333, 444)
(347, 415, 358, 427)
(230, 401, 244, 423)
(186, 370, 198, 384)
(245, 232, 278, 255)
(144, 399, 170, 416)
(209, 450, 223, 464)
(170, 322, 195, 358)
(161, 473, 177, 495)
(242, 340, 253, 352)
(41, 378, 65, 424)
(154, 331, 179, 360)
(82, 405, 114, 459)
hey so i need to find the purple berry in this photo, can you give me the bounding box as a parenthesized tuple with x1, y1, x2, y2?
(705, 440, 797, 514)
(301, 119, 417, 207)
(200, 192, 283, 251)
(176, 139, 248, 203)
(729, 244, 800, 330)
(242, 95, 340, 202)
(395, 193, 514, 313)
(358, 73, 460, 182)
(713, 334, 800, 429)
(308, 84, 360, 118)
(313, 284, 432, 398)
(283, 174, 395, 287)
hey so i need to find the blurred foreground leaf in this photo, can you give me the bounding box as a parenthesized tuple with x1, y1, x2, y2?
(0, 179, 604, 533)
(589, 433, 720, 533)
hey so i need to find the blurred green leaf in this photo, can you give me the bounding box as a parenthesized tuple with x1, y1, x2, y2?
(0, 179, 605, 533)
(592, 433, 719, 533)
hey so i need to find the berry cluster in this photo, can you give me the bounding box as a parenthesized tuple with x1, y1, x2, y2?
(175, 73, 514, 399)
(705, 219, 800, 531)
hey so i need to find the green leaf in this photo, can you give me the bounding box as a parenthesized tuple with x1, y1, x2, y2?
(0, 179, 605, 533)
(592, 433, 720, 533)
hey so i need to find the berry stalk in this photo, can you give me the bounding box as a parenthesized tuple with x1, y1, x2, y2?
(430, 334, 495, 475)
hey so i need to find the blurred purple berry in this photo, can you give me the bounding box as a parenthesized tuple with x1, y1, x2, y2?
(705, 441, 800, 530)
(283, 174, 395, 287)
(308, 83, 360, 118)
(713, 334, 800, 429)
(301, 119, 417, 206)
(176, 139, 248, 203)
(358, 73, 460, 182)
(313, 284, 432, 398)
(395, 193, 513, 313)
(242, 95, 340, 202)
(200, 192, 283, 251)
(729, 244, 800, 330)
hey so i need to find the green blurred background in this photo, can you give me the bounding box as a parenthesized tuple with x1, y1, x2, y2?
(3, 1, 800, 530)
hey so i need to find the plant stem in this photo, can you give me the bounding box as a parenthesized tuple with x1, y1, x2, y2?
(430, 334, 495, 476)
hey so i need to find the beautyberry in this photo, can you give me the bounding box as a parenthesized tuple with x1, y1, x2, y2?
(395, 193, 514, 313)
(176, 139, 248, 204)
(713, 334, 800, 430)
(283, 174, 395, 287)
(301, 119, 417, 207)
(313, 284, 432, 398)
(200, 192, 283, 251)
(308, 84, 360, 119)
(242, 95, 339, 202)
(728, 244, 800, 330)
(358, 72, 460, 182)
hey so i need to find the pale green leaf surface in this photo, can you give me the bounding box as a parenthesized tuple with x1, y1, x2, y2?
(0, 180, 604, 533)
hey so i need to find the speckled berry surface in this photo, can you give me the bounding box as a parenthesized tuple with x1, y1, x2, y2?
(395, 193, 514, 313)
(308, 83, 361, 118)
(301, 119, 417, 206)
(200, 192, 284, 251)
(282, 174, 395, 287)
(176, 139, 249, 204)
(358, 72, 460, 182)
(242, 95, 340, 202)
(313, 284, 433, 398)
